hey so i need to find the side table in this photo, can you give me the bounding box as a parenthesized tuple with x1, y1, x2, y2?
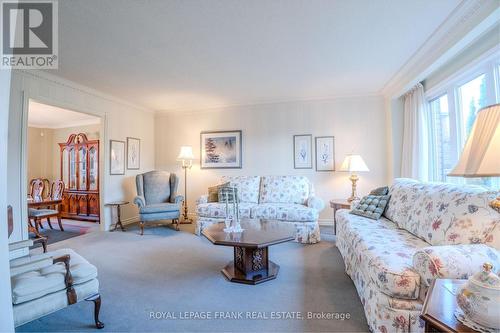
(421, 279, 478, 332)
(330, 199, 350, 235)
(105, 201, 129, 232)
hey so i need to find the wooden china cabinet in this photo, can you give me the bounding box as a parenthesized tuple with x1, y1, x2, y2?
(59, 133, 100, 222)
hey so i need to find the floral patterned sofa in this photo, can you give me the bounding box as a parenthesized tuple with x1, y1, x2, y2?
(336, 178, 500, 333)
(196, 176, 325, 244)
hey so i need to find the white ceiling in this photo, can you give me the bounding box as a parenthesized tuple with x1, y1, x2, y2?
(28, 101, 100, 129)
(49, 0, 461, 111)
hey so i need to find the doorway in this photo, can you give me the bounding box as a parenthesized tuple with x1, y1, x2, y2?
(26, 100, 102, 247)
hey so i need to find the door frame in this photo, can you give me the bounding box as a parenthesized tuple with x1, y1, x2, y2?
(21, 94, 108, 231)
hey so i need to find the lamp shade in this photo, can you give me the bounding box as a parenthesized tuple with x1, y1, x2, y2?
(449, 104, 500, 177)
(340, 154, 369, 172)
(177, 146, 194, 160)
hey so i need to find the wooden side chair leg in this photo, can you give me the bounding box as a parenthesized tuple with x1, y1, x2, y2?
(34, 218, 40, 233)
(57, 216, 64, 231)
(140, 221, 144, 235)
(85, 294, 105, 329)
(46, 217, 54, 229)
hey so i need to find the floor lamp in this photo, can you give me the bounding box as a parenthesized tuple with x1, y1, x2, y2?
(448, 104, 500, 212)
(177, 146, 194, 223)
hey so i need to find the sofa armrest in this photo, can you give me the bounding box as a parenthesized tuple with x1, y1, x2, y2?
(413, 244, 499, 287)
(197, 195, 209, 205)
(134, 195, 146, 208)
(307, 196, 325, 211)
(171, 195, 184, 204)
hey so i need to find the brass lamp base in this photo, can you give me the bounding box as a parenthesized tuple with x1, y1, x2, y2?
(347, 173, 360, 203)
(180, 205, 193, 224)
(490, 197, 500, 213)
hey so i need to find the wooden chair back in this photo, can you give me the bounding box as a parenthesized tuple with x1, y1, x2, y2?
(29, 178, 44, 200)
(42, 178, 51, 199)
(51, 180, 65, 200)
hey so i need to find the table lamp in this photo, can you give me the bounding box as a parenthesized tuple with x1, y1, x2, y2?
(177, 146, 195, 223)
(340, 154, 369, 202)
(448, 104, 500, 212)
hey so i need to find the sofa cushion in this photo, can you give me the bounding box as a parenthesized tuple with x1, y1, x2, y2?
(259, 176, 310, 205)
(11, 248, 97, 305)
(251, 203, 318, 222)
(386, 178, 500, 248)
(139, 203, 180, 214)
(196, 202, 254, 219)
(221, 176, 260, 203)
(350, 194, 390, 220)
(336, 210, 428, 299)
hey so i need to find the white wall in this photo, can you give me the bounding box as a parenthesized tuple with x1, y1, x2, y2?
(155, 96, 388, 221)
(1, 69, 14, 331)
(8, 70, 156, 248)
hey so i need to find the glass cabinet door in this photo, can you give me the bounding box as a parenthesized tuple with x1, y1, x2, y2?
(78, 146, 87, 190)
(89, 146, 98, 191)
(69, 148, 76, 189)
(62, 148, 69, 188)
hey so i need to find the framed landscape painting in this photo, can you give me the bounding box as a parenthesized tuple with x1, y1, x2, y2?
(127, 137, 140, 170)
(200, 130, 242, 169)
(315, 136, 335, 171)
(293, 134, 312, 169)
(110, 140, 125, 175)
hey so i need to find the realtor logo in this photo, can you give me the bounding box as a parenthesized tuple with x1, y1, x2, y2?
(1, 0, 58, 69)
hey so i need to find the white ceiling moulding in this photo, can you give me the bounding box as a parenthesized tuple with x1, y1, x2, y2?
(154, 92, 383, 116)
(28, 118, 101, 129)
(382, 0, 500, 99)
(19, 70, 155, 114)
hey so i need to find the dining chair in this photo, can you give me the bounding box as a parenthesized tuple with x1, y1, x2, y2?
(28, 180, 65, 232)
(29, 178, 44, 200)
(41, 178, 51, 199)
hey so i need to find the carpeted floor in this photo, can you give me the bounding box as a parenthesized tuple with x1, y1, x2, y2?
(17, 223, 369, 332)
(30, 223, 91, 250)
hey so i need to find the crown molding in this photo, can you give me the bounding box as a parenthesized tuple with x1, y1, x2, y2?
(381, 0, 499, 99)
(16, 69, 155, 114)
(28, 118, 101, 129)
(155, 92, 383, 116)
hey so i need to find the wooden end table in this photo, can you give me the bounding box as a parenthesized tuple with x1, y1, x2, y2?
(202, 219, 295, 285)
(330, 199, 350, 235)
(105, 201, 129, 231)
(421, 279, 479, 332)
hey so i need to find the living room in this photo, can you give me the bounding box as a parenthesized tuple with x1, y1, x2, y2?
(0, 0, 499, 332)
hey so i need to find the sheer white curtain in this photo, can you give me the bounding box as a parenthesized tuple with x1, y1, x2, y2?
(401, 83, 431, 181)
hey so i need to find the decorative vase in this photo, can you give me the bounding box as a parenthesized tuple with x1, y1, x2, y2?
(456, 263, 500, 330)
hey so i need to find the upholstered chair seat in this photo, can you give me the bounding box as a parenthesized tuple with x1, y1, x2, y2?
(134, 170, 183, 234)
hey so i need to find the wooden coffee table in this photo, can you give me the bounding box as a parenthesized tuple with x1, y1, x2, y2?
(202, 219, 295, 285)
(421, 279, 479, 332)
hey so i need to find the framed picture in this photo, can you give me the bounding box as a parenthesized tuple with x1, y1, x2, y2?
(293, 134, 312, 169)
(315, 136, 335, 171)
(200, 130, 242, 169)
(110, 140, 125, 175)
(127, 137, 140, 170)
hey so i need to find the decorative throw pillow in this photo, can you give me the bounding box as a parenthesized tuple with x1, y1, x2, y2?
(350, 194, 390, 220)
(207, 182, 229, 202)
(218, 186, 238, 203)
(369, 186, 389, 196)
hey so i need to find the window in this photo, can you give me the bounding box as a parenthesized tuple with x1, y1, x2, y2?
(426, 53, 500, 189)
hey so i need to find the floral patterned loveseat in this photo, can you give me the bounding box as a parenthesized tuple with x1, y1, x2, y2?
(196, 175, 325, 244)
(336, 178, 500, 333)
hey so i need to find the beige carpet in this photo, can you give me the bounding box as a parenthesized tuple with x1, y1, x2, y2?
(18, 222, 369, 332)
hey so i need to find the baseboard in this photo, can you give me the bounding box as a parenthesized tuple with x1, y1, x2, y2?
(318, 219, 334, 226)
(121, 216, 140, 226)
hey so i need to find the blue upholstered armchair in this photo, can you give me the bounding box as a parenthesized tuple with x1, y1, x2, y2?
(134, 171, 183, 235)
